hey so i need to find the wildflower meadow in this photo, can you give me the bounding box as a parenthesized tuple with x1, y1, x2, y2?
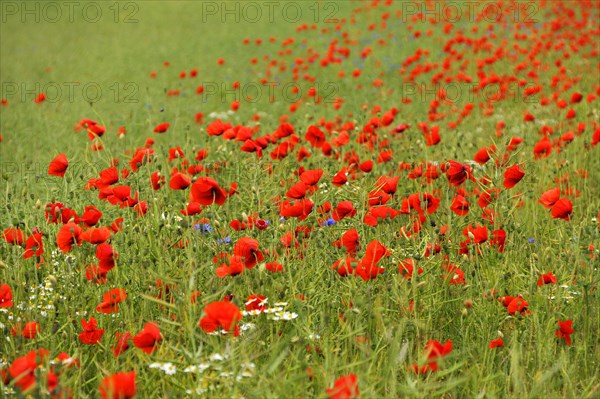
(1, 1, 599, 398)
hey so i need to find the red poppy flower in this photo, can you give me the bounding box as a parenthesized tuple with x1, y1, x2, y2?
(332, 168, 348, 186)
(333, 228, 360, 256)
(332, 201, 356, 221)
(286, 181, 307, 199)
(489, 338, 504, 348)
(153, 123, 170, 133)
(129, 147, 154, 172)
(363, 205, 400, 227)
(555, 319, 574, 345)
(355, 240, 389, 281)
(245, 294, 267, 312)
(96, 288, 127, 314)
(48, 153, 69, 177)
(539, 188, 560, 209)
(280, 198, 314, 220)
(507, 297, 530, 316)
(490, 229, 506, 252)
(331, 257, 357, 277)
(167, 146, 184, 162)
(503, 164, 525, 189)
(413, 339, 453, 373)
(399, 259, 423, 280)
(445, 160, 471, 187)
(255, 219, 269, 230)
(21, 321, 40, 339)
(56, 223, 82, 252)
(198, 300, 243, 336)
(443, 263, 466, 285)
(426, 339, 453, 362)
(190, 177, 227, 206)
(376, 175, 400, 194)
(3, 227, 24, 245)
(216, 255, 245, 277)
(464, 224, 488, 244)
(537, 271, 557, 287)
(9, 348, 49, 393)
(206, 119, 232, 136)
(81, 205, 103, 227)
(369, 188, 391, 206)
(0, 283, 13, 308)
(551, 198, 572, 220)
(169, 172, 191, 190)
(305, 125, 326, 148)
(96, 243, 117, 272)
(86, 265, 107, 284)
(423, 126, 441, 146)
(112, 332, 132, 357)
(150, 172, 165, 190)
(450, 195, 469, 216)
(80, 227, 111, 244)
(79, 317, 105, 344)
(533, 136, 552, 158)
(180, 202, 203, 216)
(99, 371, 136, 399)
(474, 146, 493, 164)
(233, 236, 264, 269)
(266, 261, 283, 272)
(359, 159, 373, 172)
(110, 218, 124, 234)
(326, 374, 359, 399)
(55, 352, 79, 368)
(300, 168, 324, 186)
(133, 322, 162, 354)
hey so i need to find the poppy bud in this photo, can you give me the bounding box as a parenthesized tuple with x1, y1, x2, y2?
(47, 275, 57, 286)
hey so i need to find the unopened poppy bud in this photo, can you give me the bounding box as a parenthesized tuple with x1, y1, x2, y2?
(35, 199, 42, 209)
(497, 330, 504, 338)
(47, 275, 57, 286)
(213, 220, 220, 227)
(461, 308, 468, 316)
(242, 212, 249, 223)
(467, 231, 475, 240)
(279, 224, 286, 231)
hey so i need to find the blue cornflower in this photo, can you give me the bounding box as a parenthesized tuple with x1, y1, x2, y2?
(217, 237, 232, 245)
(323, 218, 336, 227)
(194, 223, 213, 234)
